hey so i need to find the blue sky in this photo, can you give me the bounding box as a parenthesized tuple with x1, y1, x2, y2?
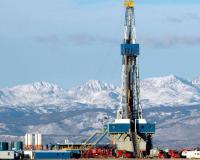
(0, 0, 200, 88)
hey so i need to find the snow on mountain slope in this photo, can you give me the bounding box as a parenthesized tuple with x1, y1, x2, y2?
(0, 81, 70, 107)
(67, 80, 120, 109)
(141, 75, 200, 107)
(0, 75, 200, 147)
(1, 75, 200, 108)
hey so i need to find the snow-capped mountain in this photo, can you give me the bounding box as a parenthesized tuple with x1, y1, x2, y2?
(1, 75, 200, 109)
(0, 75, 200, 148)
(141, 75, 200, 107)
(1, 81, 70, 107)
(67, 80, 120, 109)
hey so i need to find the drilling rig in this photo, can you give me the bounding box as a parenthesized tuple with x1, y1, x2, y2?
(105, 0, 155, 158)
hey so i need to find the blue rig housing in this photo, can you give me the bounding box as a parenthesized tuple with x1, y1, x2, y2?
(105, 121, 155, 134)
(105, 123, 130, 134)
(137, 123, 156, 134)
(121, 43, 140, 56)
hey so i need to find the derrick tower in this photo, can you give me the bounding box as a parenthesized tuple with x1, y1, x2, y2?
(119, 0, 142, 120)
(118, 0, 142, 156)
(105, 0, 155, 158)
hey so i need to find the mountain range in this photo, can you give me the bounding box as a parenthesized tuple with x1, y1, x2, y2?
(0, 75, 200, 148)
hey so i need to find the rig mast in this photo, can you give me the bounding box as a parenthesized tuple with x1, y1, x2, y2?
(106, 0, 155, 158)
(119, 0, 142, 156)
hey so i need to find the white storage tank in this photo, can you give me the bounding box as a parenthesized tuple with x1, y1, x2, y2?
(28, 134, 33, 148)
(35, 133, 43, 149)
(37, 133, 42, 147)
(35, 134, 38, 148)
(25, 133, 33, 149)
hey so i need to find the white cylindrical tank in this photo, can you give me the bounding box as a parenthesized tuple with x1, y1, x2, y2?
(35, 134, 38, 147)
(25, 133, 33, 149)
(37, 133, 42, 147)
(35, 133, 42, 149)
(27, 134, 33, 147)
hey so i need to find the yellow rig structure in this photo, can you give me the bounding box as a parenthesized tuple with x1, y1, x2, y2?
(124, 0, 135, 8)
